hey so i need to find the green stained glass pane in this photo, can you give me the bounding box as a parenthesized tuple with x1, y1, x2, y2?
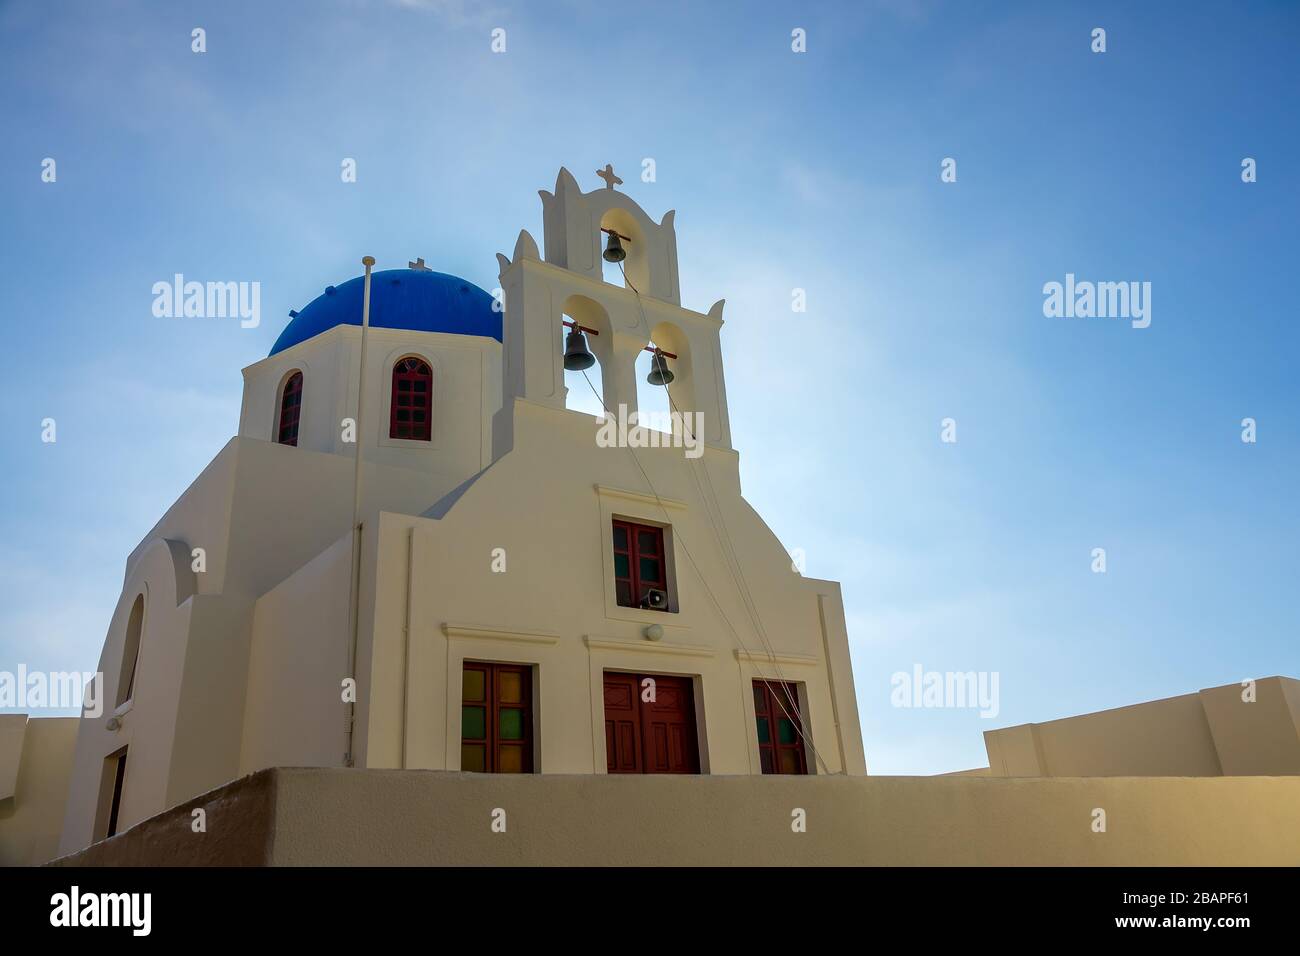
(499, 707, 524, 740)
(613, 526, 628, 550)
(614, 553, 630, 579)
(756, 716, 770, 744)
(637, 530, 659, 554)
(461, 744, 485, 772)
(778, 718, 797, 745)
(639, 557, 660, 584)
(462, 669, 485, 702)
(462, 705, 486, 740)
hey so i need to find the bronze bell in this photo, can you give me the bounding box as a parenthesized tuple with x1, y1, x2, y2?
(563, 327, 596, 371)
(646, 351, 674, 386)
(602, 231, 626, 263)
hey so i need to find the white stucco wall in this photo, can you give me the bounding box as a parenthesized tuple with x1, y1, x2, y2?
(354, 399, 866, 777)
(240, 533, 353, 774)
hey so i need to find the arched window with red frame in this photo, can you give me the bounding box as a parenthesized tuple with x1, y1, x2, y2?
(276, 370, 303, 446)
(390, 356, 433, 441)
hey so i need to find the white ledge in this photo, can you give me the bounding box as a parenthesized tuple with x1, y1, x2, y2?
(584, 635, 714, 658)
(733, 649, 820, 666)
(594, 484, 688, 511)
(442, 624, 561, 645)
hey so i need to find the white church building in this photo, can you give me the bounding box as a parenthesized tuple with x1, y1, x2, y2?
(53, 167, 867, 857)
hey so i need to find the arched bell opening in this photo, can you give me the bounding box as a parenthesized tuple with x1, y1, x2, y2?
(560, 294, 614, 418)
(636, 321, 695, 442)
(599, 207, 649, 293)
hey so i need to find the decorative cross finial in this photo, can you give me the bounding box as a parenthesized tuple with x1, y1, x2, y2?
(596, 164, 623, 190)
(408, 257, 431, 271)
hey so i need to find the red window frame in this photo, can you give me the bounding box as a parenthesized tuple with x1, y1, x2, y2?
(460, 662, 533, 773)
(277, 371, 303, 446)
(753, 680, 808, 775)
(612, 519, 668, 610)
(390, 357, 432, 441)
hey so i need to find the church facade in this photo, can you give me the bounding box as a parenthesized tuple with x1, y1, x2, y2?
(55, 168, 867, 857)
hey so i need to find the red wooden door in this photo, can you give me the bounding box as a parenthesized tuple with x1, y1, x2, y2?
(604, 672, 700, 774)
(604, 673, 643, 773)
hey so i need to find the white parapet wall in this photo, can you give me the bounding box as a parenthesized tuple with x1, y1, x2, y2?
(50, 767, 1300, 867)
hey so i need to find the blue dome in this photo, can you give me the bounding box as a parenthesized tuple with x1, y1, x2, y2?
(270, 269, 502, 355)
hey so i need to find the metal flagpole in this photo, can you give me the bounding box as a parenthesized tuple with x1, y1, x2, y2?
(344, 255, 375, 766)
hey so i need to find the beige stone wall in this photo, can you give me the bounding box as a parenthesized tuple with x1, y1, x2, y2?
(983, 677, 1300, 777)
(0, 717, 78, 866)
(52, 767, 1300, 867)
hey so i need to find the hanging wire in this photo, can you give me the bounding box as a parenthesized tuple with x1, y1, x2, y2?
(614, 259, 823, 733)
(579, 367, 830, 774)
(591, 258, 837, 773)
(613, 261, 827, 757)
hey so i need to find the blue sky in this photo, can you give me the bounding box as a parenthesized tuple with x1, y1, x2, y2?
(2, 0, 1297, 773)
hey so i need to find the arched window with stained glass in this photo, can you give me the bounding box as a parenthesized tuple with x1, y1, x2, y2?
(277, 370, 303, 446)
(390, 357, 432, 441)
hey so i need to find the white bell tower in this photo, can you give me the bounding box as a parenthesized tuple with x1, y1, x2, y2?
(492, 166, 732, 459)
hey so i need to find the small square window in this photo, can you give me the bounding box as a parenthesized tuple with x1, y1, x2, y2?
(611, 520, 670, 611)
